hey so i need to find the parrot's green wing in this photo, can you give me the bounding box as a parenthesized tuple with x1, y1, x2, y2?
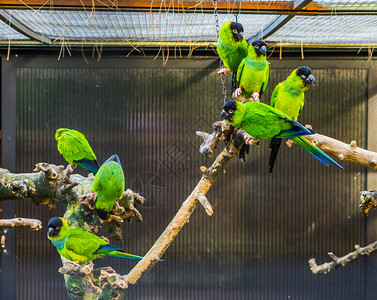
(241, 106, 284, 139)
(236, 59, 245, 83)
(270, 82, 282, 107)
(260, 62, 270, 96)
(56, 130, 99, 173)
(65, 228, 106, 259)
(239, 38, 249, 58)
(240, 102, 311, 139)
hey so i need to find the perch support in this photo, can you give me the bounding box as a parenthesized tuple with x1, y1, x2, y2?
(309, 241, 377, 274)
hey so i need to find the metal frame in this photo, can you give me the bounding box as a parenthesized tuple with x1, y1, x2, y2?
(0, 10, 51, 44)
(0, 1, 376, 15)
(247, 0, 312, 42)
(0, 56, 17, 300)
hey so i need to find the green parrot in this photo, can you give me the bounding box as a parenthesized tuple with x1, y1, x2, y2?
(91, 154, 125, 220)
(217, 21, 249, 75)
(220, 100, 343, 169)
(47, 217, 143, 264)
(55, 128, 99, 174)
(234, 40, 269, 101)
(269, 66, 315, 172)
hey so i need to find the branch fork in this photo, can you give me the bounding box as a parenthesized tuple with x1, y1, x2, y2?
(309, 241, 377, 274)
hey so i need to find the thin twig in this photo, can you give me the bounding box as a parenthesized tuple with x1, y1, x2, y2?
(309, 242, 377, 274)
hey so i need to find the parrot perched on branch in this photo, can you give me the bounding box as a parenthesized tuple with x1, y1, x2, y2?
(220, 100, 343, 169)
(91, 154, 125, 221)
(55, 128, 99, 174)
(233, 40, 269, 101)
(47, 217, 144, 264)
(217, 21, 249, 75)
(269, 66, 315, 172)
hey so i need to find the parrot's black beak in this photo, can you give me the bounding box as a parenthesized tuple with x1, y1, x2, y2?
(306, 74, 315, 84)
(260, 45, 267, 56)
(48, 227, 55, 236)
(220, 110, 229, 120)
(237, 33, 243, 41)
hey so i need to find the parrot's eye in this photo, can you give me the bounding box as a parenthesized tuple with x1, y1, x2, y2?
(301, 75, 306, 79)
(232, 29, 238, 34)
(228, 109, 234, 114)
(255, 45, 260, 49)
(56, 226, 60, 230)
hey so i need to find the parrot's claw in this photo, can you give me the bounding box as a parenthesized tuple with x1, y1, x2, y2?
(252, 92, 260, 102)
(218, 67, 228, 75)
(232, 88, 243, 98)
(244, 134, 259, 145)
(68, 164, 77, 171)
(244, 134, 253, 144)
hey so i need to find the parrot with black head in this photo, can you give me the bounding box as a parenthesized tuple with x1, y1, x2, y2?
(47, 217, 144, 264)
(233, 40, 269, 101)
(217, 21, 249, 76)
(269, 66, 315, 172)
(220, 100, 343, 169)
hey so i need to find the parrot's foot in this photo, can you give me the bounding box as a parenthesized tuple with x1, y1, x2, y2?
(66, 164, 74, 173)
(232, 88, 243, 98)
(59, 260, 81, 274)
(68, 164, 77, 171)
(218, 67, 228, 75)
(252, 92, 260, 102)
(112, 201, 125, 215)
(286, 139, 295, 148)
(244, 133, 259, 145)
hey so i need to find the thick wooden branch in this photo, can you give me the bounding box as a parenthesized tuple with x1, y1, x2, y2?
(309, 242, 377, 274)
(0, 163, 144, 299)
(0, 217, 42, 231)
(125, 124, 245, 286)
(305, 132, 377, 170)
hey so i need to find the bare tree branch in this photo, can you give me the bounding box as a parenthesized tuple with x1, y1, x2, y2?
(125, 124, 245, 286)
(0, 163, 144, 299)
(0, 217, 42, 231)
(309, 242, 377, 274)
(304, 131, 377, 170)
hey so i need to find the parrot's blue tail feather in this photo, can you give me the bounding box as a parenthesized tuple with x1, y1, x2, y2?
(277, 120, 314, 139)
(75, 159, 100, 174)
(292, 136, 343, 169)
(96, 244, 163, 261)
(102, 154, 122, 168)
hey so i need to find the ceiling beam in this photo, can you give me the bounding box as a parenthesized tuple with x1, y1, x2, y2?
(0, 1, 375, 15)
(0, 0, 330, 13)
(0, 10, 51, 44)
(247, 0, 313, 42)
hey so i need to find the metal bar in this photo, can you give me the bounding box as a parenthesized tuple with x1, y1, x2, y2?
(0, 1, 375, 14)
(0, 56, 17, 300)
(0, 0, 326, 10)
(0, 40, 375, 50)
(0, 10, 51, 44)
(247, 0, 313, 42)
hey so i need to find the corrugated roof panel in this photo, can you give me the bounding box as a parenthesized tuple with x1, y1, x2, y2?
(268, 15, 377, 44)
(6, 9, 277, 42)
(314, 0, 377, 11)
(0, 21, 30, 40)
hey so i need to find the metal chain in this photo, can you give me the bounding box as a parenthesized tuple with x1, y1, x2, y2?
(231, 1, 240, 94)
(213, 0, 227, 102)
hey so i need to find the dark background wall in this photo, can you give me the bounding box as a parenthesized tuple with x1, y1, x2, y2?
(0, 55, 374, 299)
